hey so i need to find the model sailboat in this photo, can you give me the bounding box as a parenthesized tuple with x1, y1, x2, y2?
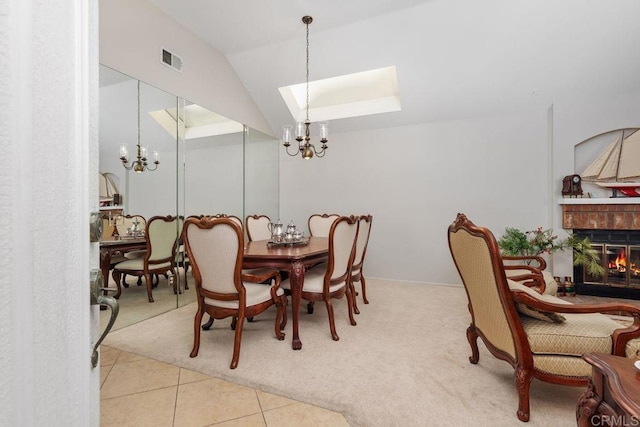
(581, 128, 640, 197)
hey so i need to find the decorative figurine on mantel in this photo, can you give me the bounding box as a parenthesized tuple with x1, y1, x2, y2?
(561, 174, 583, 198)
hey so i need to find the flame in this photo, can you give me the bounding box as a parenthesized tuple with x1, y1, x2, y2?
(609, 248, 627, 270)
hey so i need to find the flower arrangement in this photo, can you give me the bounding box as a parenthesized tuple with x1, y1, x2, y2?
(498, 226, 604, 277)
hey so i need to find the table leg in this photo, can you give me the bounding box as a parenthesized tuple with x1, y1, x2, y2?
(289, 261, 305, 350)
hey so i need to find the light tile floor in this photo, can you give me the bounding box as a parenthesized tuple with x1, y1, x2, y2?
(100, 345, 349, 427)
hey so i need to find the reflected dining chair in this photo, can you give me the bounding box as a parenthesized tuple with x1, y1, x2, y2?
(111, 215, 181, 302)
(245, 214, 272, 241)
(308, 213, 340, 237)
(282, 215, 358, 341)
(183, 216, 288, 369)
(349, 214, 373, 314)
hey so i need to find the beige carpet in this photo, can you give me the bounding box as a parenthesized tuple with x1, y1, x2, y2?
(104, 278, 588, 426)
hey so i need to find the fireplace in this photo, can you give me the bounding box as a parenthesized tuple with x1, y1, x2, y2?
(562, 201, 640, 299)
(573, 230, 640, 298)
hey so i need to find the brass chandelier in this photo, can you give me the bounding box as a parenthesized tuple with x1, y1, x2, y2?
(119, 80, 159, 173)
(282, 16, 328, 159)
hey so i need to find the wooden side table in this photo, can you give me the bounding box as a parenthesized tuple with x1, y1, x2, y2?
(576, 353, 640, 427)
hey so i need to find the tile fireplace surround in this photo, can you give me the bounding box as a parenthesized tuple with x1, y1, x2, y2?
(561, 198, 640, 298)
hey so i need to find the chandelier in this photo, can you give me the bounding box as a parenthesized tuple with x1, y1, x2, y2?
(282, 16, 328, 159)
(119, 80, 159, 173)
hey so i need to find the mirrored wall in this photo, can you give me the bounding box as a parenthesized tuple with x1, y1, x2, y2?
(99, 64, 279, 330)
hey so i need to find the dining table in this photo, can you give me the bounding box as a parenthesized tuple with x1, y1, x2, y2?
(99, 235, 146, 299)
(243, 236, 329, 350)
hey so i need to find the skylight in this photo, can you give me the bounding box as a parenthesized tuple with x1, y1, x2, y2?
(150, 104, 243, 140)
(278, 66, 401, 122)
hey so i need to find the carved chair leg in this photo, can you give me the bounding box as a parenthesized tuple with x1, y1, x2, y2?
(230, 316, 237, 331)
(121, 273, 130, 288)
(274, 298, 286, 340)
(307, 301, 315, 314)
(201, 316, 214, 330)
(515, 365, 533, 422)
(466, 325, 480, 364)
(111, 270, 123, 299)
(360, 276, 369, 304)
(145, 272, 154, 302)
(324, 298, 339, 341)
(345, 285, 357, 326)
(350, 281, 360, 315)
(280, 297, 288, 331)
(190, 309, 203, 358)
(230, 316, 245, 369)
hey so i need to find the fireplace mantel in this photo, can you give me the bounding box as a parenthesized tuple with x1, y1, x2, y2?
(561, 198, 640, 230)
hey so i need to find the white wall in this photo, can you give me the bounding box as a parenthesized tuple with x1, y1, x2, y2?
(1, 0, 99, 426)
(99, 0, 273, 136)
(280, 109, 550, 285)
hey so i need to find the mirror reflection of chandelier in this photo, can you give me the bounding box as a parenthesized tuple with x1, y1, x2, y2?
(119, 80, 160, 173)
(282, 16, 328, 159)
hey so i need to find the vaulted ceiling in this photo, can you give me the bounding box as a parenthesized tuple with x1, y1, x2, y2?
(150, 0, 640, 136)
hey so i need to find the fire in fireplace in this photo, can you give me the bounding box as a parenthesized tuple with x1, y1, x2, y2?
(575, 230, 640, 299)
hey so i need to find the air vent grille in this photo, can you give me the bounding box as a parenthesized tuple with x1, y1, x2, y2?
(161, 48, 182, 73)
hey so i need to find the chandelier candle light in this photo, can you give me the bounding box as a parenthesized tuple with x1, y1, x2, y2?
(282, 15, 328, 159)
(120, 80, 160, 173)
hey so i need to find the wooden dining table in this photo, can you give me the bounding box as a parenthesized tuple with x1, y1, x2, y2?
(243, 237, 329, 350)
(99, 236, 146, 298)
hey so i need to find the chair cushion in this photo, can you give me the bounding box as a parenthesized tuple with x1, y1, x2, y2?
(204, 282, 284, 309)
(124, 249, 146, 260)
(281, 265, 346, 294)
(522, 312, 623, 356)
(507, 279, 567, 323)
(113, 259, 172, 271)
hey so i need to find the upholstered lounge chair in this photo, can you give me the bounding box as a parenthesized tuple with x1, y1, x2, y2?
(448, 213, 640, 422)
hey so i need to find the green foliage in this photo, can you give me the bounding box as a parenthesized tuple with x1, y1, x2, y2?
(498, 227, 604, 278)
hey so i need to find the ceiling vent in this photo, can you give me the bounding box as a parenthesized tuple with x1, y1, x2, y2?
(161, 48, 182, 73)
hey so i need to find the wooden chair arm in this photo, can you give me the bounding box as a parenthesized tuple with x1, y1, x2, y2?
(512, 291, 640, 356)
(504, 264, 546, 294)
(502, 255, 547, 270)
(241, 269, 281, 286)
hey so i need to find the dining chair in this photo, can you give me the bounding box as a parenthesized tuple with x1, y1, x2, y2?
(111, 215, 182, 302)
(246, 214, 272, 241)
(183, 216, 287, 369)
(282, 215, 358, 341)
(308, 213, 340, 237)
(349, 214, 373, 314)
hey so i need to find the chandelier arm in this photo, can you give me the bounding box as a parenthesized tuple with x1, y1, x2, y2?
(284, 144, 302, 157)
(145, 162, 159, 171)
(313, 146, 327, 157)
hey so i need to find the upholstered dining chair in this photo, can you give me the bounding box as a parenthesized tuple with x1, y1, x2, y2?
(183, 216, 287, 369)
(245, 214, 272, 241)
(349, 214, 373, 314)
(447, 213, 640, 422)
(282, 215, 359, 341)
(308, 213, 340, 237)
(112, 215, 182, 302)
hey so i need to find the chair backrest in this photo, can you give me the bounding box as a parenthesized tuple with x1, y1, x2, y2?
(183, 217, 244, 297)
(447, 213, 519, 361)
(308, 213, 340, 237)
(326, 216, 359, 283)
(246, 214, 271, 241)
(352, 215, 373, 270)
(115, 214, 146, 235)
(145, 215, 181, 263)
